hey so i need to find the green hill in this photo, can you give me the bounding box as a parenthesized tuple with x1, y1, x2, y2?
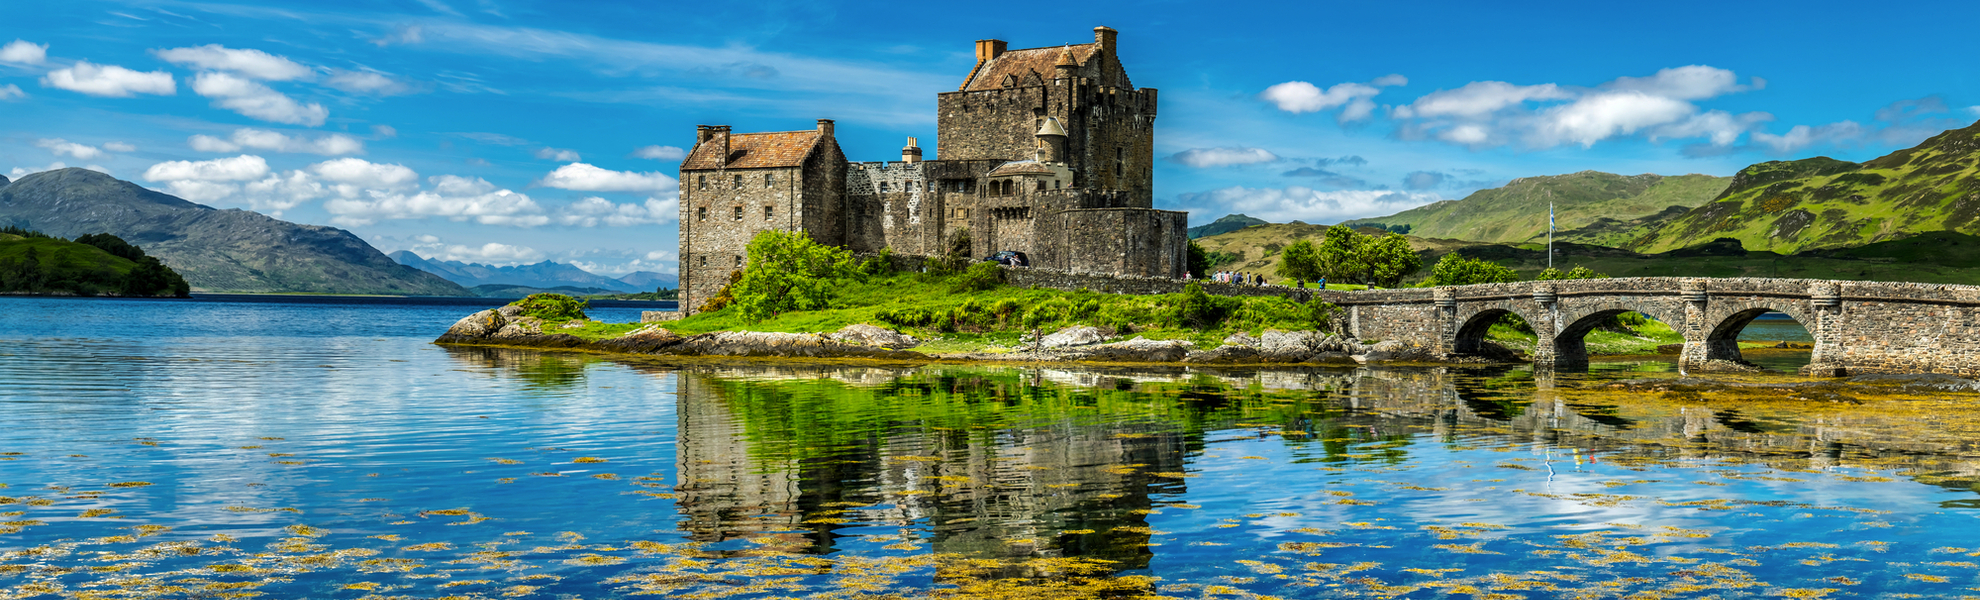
(1628, 120, 1980, 253)
(0, 229, 190, 296)
(1344, 171, 1729, 244)
(1187, 213, 1269, 239)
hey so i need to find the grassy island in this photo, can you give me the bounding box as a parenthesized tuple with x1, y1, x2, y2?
(0, 227, 190, 297)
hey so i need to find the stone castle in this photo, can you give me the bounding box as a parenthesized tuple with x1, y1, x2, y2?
(677, 26, 1187, 314)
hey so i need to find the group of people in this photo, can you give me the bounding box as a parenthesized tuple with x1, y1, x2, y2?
(1183, 270, 1329, 289)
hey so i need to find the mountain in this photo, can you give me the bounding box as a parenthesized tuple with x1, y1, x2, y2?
(1627, 120, 1980, 253)
(1187, 214, 1269, 239)
(467, 284, 622, 298)
(390, 251, 645, 292)
(1344, 171, 1729, 244)
(0, 169, 466, 295)
(614, 271, 676, 290)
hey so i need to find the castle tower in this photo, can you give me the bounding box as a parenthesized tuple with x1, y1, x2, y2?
(1036, 117, 1067, 163)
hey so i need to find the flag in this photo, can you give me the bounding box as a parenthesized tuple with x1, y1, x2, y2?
(1549, 203, 1555, 231)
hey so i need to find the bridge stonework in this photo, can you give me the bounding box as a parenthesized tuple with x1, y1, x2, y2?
(1320, 278, 1980, 377)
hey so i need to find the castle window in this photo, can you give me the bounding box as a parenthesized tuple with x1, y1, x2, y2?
(1035, 180, 1045, 192)
(880, 182, 889, 192)
(698, 255, 707, 267)
(733, 174, 742, 188)
(697, 206, 707, 221)
(764, 205, 774, 219)
(698, 175, 707, 190)
(734, 255, 742, 267)
(764, 173, 775, 186)
(1055, 180, 1063, 189)
(733, 206, 743, 220)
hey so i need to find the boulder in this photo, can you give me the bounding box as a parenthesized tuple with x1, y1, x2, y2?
(445, 309, 505, 338)
(827, 324, 920, 349)
(1222, 332, 1261, 348)
(1255, 330, 1364, 362)
(1076, 337, 1194, 363)
(496, 305, 524, 318)
(1037, 325, 1107, 349)
(1355, 340, 1436, 363)
(492, 316, 545, 340)
(596, 325, 684, 353)
(1184, 344, 1261, 364)
(1304, 352, 1359, 366)
(669, 331, 925, 360)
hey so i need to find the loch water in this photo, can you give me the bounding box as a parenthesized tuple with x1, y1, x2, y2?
(3, 296, 1979, 598)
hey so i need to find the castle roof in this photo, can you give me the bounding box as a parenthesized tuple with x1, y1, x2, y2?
(682, 130, 822, 170)
(963, 44, 1098, 92)
(988, 160, 1057, 176)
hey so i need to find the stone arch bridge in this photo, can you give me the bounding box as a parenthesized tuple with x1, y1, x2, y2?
(1322, 277, 1980, 376)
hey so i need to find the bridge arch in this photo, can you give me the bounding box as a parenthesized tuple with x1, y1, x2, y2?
(1451, 304, 1545, 359)
(1548, 299, 1689, 370)
(1698, 300, 1817, 369)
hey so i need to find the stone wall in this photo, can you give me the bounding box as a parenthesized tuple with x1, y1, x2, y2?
(1045, 207, 1187, 278)
(678, 164, 807, 314)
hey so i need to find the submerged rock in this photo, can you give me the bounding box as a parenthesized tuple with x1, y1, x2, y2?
(1183, 344, 1261, 364)
(1075, 337, 1194, 362)
(827, 324, 919, 349)
(1356, 340, 1436, 363)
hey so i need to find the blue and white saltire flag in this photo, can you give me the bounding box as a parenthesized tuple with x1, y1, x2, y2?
(1549, 203, 1555, 231)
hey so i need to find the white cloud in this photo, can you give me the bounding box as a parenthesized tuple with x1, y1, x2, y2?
(1752, 122, 1867, 153)
(191, 72, 328, 126)
(0, 40, 46, 65)
(310, 158, 418, 190)
(535, 163, 677, 193)
(533, 147, 580, 162)
(557, 196, 679, 226)
(1165, 147, 1280, 168)
(154, 44, 311, 81)
(1391, 66, 1769, 150)
(35, 138, 106, 160)
(9, 162, 110, 179)
(325, 69, 414, 95)
(102, 141, 136, 152)
(371, 125, 398, 139)
(632, 145, 685, 160)
(239, 170, 326, 214)
(1174, 186, 1441, 224)
(1969, 106, 1980, 116)
(323, 174, 547, 227)
(41, 61, 176, 97)
(0, 84, 23, 101)
(142, 155, 271, 182)
(190, 128, 364, 155)
(372, 26, 424, 47)
(1260, 74, 1406, 122)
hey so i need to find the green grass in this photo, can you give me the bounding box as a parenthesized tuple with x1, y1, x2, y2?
(0, 236, 141, 294)
(555, 270, 1335, 350)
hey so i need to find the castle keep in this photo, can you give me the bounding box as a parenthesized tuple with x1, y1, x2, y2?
(678, 26, 1187, 314)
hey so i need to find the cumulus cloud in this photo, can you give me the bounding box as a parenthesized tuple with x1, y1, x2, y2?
(535, 163, 677, 193)
(188, 128, 364, 155)
(42, 61, 176, 97)
(632, 145, 685, 161)
(35, 138, 107, 160)
(557, 196, 679, 227)
(143, 155, 271, 182)
(325, 69, 415, 95)
(395, 235, 546, 264)
(191, 72, 328, 126)
(324, 174, 547, 227)
(1260, 74, 1406, 122)
(0, 84, 23, 101)
(1165, 147, 1280, 168)
(1174, 186, 1441, 224)
(533, 147, 581, 162)
(1390, 66, 1770, 150)
(154, 44, 311, 81)
(0, 39, 47, 65)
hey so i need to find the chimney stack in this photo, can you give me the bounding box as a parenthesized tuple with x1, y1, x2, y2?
(816, 119, 834, 139)
(902, 137, 922, 164)
(708, 126, 731, 166)
(974, 39, 1007, 62)
(696, 125, 713, 144)
(1094, 26, 1117, 54)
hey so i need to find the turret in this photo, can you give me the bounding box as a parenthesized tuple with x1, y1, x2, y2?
(1054, 45, 1078, 79)
(1035, 117, 1067, 163)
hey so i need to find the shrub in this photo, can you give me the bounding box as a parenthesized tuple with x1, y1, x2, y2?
(733, 230, 855, 322)
(953, 261, 1005, 292)
(511, 293, 589, 321)
(1172, 282, 1239, 329)
(1423, 254, 1519, 287)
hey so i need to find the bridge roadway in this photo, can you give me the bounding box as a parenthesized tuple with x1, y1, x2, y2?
(1321, 277, 1980, 376)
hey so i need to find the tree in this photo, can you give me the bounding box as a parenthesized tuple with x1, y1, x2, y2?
(1422, 254, 1519, 287)
(1365, 233, 1422, 288)
(1274, 239, 1323, 287)
(733, 230, 855, 321)
(1186, 241, 1211, 279)
(1314, 225, 1423, 287)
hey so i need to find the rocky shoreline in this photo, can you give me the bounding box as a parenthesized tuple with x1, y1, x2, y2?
(435, 306, 1458, 366)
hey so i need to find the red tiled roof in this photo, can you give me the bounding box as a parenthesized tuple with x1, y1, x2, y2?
(964, 44, 1099, 92)
(682, 130, 821, 170)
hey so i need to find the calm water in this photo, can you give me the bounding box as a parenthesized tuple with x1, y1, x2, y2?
(2, 297, 1977, 598)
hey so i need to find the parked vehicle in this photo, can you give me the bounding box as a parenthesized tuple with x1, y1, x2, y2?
(981, 250, 1029, 267)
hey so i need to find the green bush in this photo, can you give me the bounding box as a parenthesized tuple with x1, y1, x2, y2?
(953, 261, 1005, 292)
(734, 230, 856, 321)
(1172, 282, 1240, 329)
(1423, 254, 1520, 287)
(511, 293, 589, 321)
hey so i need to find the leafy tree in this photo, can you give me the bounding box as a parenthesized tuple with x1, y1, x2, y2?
(1365, 233, 1422, 288)
(1423, 254, 1519, 287)
(1315, 225, 1422, 287)
(0, 247, 46, 292)
(1186, 241, 1211, 279)
(75, 233, 143, 262)
(1274, 239, 1323, 287)
(733, 230, 855, 321)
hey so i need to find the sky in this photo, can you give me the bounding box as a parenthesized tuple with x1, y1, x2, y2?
(4, 0, 1978, 279)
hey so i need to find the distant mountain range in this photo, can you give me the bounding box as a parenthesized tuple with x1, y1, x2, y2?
(0, 168, 464, 295)
(1342, 171, 1730, 244)
(389, 251, 674, 293)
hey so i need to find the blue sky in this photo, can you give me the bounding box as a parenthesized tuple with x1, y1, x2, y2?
(4, 0, 1977, 278)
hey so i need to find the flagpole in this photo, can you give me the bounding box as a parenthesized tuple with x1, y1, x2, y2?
(1548, 202, 1554, 271)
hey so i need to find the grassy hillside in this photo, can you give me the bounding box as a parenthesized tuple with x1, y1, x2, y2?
(1343, 171, 1728, 244)
(1187, 213, 1269, 239)
(1631, 120, 1980, 253)
(0, 233, 187, 296)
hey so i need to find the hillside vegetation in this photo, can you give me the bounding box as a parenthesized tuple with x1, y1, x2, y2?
(1343, 171, 1728, 244)
(0, 229, 190, 296)
(1629, 120, 1980, 253)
